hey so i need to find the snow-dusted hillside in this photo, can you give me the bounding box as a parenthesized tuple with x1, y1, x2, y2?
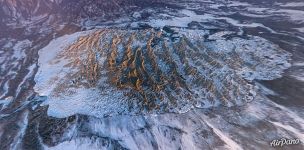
(0, 0, 304, 150)
(34, 28, 291, 118)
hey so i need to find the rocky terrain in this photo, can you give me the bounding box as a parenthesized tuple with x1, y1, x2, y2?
(0, 0, 304, 150)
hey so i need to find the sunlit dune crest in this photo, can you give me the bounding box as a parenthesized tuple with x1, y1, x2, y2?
(34, 28, 291, 117)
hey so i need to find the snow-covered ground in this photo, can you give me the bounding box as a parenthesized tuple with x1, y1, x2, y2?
(0, 0, 304, 149)
(34, 28, 291, 119)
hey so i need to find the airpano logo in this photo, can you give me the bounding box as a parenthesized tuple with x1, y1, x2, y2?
(270, 138, 301, 147)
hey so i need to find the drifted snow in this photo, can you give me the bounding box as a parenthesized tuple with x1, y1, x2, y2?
(42, 96, 304, 150)
(34, 29, 291, 118)
(34, 30, 93, 97)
